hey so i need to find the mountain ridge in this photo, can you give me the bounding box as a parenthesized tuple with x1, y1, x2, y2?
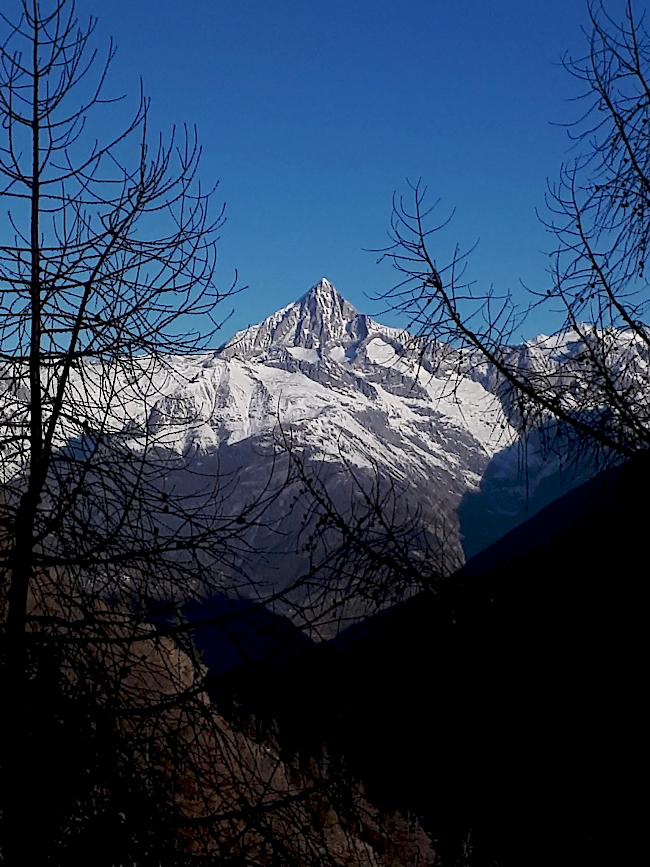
(221, 277, 400, 363)
(3, 277, 637, 625)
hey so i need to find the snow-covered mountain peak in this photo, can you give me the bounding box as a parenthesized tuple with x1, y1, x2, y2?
(296, 277, 368, 346)
(221, 278, 370, 359)
(299, 277, 352, 318)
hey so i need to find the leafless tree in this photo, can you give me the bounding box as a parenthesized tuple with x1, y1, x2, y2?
(0, 3, 438, 863)
(375, 0, 650, 468)
(0, 0, 255, 858)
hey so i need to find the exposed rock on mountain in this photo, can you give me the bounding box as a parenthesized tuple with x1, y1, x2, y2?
(5, 277, 641, 626)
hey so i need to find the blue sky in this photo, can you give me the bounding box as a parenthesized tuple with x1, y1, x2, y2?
(51, 2, 629, 338)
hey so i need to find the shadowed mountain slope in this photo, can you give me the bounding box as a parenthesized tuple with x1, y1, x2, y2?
(213, 453, 648, 866)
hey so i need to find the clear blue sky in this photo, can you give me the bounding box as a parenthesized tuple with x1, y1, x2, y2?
(56, 2, 637, 338)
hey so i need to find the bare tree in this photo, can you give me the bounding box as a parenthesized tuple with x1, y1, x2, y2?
(376, 0, 650, 467)
(0, 0, 262, 858)
(0, 3, 438, 863)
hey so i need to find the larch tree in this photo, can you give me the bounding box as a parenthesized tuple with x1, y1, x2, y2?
(0, 4, 435, 865)
(0, 0, 280, 862)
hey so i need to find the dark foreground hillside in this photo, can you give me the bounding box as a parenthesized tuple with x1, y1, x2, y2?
(214, 454, 648, 866)
(0, 573, 435, 866)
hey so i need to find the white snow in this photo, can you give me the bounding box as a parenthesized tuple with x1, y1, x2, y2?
(286, 347, 320, 363)
(360, 335, 514, 454)
(1, 278, 587, 497)
(365, 337, 398, 366)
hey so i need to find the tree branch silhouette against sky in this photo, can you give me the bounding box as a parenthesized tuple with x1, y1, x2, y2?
(78, 0, 615, 341)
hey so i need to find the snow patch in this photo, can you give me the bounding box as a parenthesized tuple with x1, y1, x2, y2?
(328, 346, 346, 363)
(286, 346, 320, 363)
(365, 337, 398, 366)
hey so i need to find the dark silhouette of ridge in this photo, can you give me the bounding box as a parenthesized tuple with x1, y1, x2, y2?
(213, 453, 648, 866)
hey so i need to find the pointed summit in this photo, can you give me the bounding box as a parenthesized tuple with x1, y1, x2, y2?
(310, 277, 336, 292)
(302, 276, 343, 302)
(299, 277, 352, 318)
(297, 277, 363, 345)
(221, 278, 369, 358)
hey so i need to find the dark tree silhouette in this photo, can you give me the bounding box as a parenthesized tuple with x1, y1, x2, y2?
(0, 0, 257, 860)
(376, 0, 650, 466)
(0, 3, 435, 864)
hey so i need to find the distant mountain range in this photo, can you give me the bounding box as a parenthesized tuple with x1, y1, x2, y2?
(130, 278, 609, 586)
(3, 277, 639, 623)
